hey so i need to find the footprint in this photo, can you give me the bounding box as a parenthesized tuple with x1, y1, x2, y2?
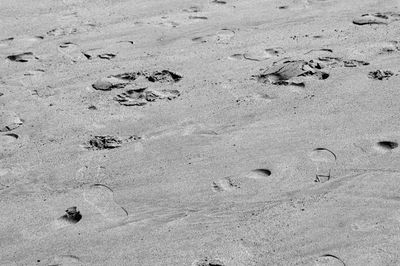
(342, 59, 369, 68)
(84, 135, 140, 150)
(85, 135, 122, 150)
(188, 16, 208, 20)
(47, 27, 77, 36)
(243, 47, 285, 61)
(212, 176, 241, 192)
(215, 29, 235, 44)
(6, 52, 37, 62)
(98, 53, 116, 60)
(0, 112, 23, 132)
(83, 184, 128, 222)
(92, 70, 182, 91)
(48, 255, 82, 266)
(305, 48, 333, 56)
(228, 53, 245, 60)
(192, 29, 234, 44)
(0, 37, 14, 47)
(145, 70, 183, 83)
(309, 148, 337, 183)
(314, 254, 345, 266)
(244, 169, 272, 179)
(0, 133, 19, 145)
(57, 42, 87, 62)
(24, 69, 45, 77)
(22, 207, 82, 240)
(351, 220, 381, 232)
(254, 60, 329, 87)
(114, 88, 180, 106)
(314, 57, 369, 68)
(192, 257, 225, 266)
(57, 207, 82, 224)
(211, 0, 227, 4)
(92, 77, 131, 91)
(368, 70, 394, 80)
(373, 141, 398, 153)
(183, 6, 202, 13)
(353, 12, 400, 25)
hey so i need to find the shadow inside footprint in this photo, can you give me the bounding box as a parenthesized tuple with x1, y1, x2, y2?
(309, 148, 337, 183)
(245, 169, 272, 179)
(83, 184, 128, 222)
(374, 141, 398, 153)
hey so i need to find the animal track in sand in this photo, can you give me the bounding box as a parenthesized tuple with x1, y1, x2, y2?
(314, 254, 345, 266)
(6, 52, 37, 62)
(84, 135, 140, 150)
(83, 184, 128, 222)
(48, 255, 82, 266)
(254, 60, 329, 87)
(373, 141, 398, 153)
(309, 148, 337, 183)
(0, 112, 23, 132)
(114, 87, 180, 106)
(353, 12, 400, 25)
(368, 70, 394, 80)
(192, 257, 225, 266)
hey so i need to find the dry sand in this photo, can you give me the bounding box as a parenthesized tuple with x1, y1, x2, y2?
(1, 0, 400, 265)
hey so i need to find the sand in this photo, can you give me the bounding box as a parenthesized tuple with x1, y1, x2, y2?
(1, 0, 400, 265)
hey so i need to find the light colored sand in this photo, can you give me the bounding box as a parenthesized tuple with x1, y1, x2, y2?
(1, 0, 400, 265)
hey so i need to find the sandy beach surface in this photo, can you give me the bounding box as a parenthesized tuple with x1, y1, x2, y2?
(1, 0, 400, 265)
